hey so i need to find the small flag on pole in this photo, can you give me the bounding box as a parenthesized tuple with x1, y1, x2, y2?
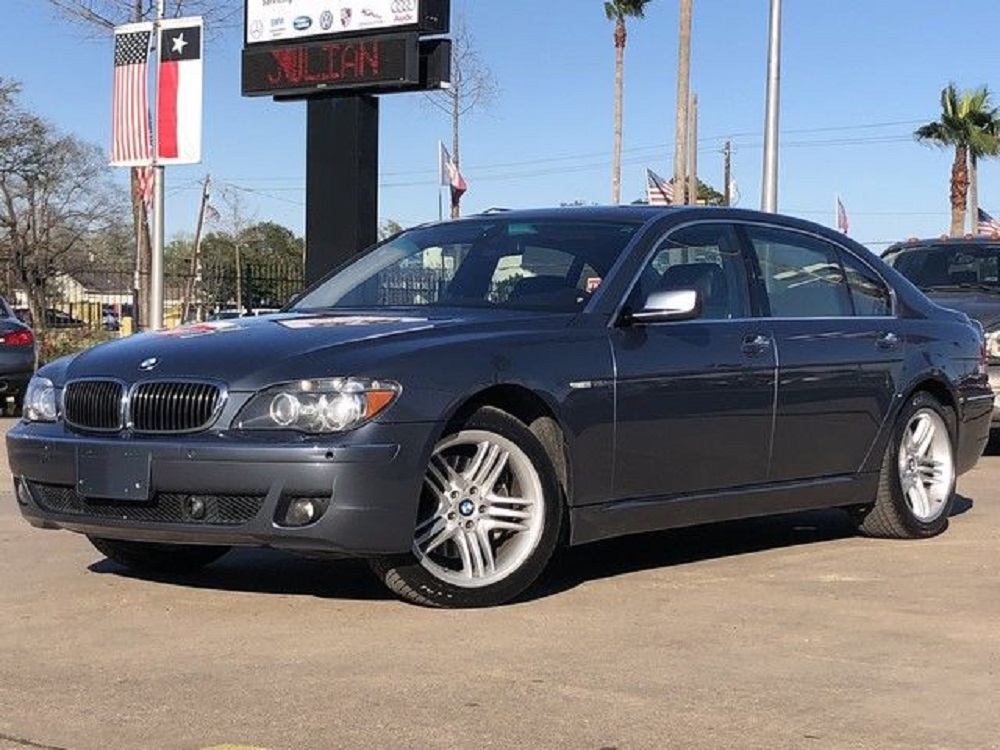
(135, 165, 155, 210)
(157, 17, 203, 164)
(645, 168, 674, 205)
(977, 208, 1000, 236)
(836, 196, 850, 234)
(439, 142, 468, 201)
(111, 23, 154, 166)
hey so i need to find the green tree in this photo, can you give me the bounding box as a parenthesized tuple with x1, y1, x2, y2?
(0, 79, 126, 339)
(915, 84, 1000, 236)
(46, 0, 244, 326)
(605, 0, 652, 205)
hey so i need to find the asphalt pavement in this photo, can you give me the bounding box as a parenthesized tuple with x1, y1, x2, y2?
(1, 417, 998, 750)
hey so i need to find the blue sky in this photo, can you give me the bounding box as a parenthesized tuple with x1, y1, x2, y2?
(3, 0, 1000, 252)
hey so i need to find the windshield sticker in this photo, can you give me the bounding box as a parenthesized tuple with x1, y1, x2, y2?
(279, 316, 427, 329)
(157, 321, 241, 338)
(586, 277, 602, 293)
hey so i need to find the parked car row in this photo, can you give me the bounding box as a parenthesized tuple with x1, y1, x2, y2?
(5, 206, 997, 607)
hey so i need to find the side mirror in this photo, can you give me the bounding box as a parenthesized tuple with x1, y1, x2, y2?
(628, 288, 701, 324)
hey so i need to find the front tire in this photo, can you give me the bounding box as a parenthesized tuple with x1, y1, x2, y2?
(369, 407, 563, 608)
(857, 392, 956, 539)
(88, 537, 231, 575)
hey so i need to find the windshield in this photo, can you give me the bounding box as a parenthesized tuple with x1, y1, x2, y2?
(291, 217, 642, 313)
(886, 244, 1000, 291)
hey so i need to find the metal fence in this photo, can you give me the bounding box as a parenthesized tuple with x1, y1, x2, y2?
(10, 261, 306, 332)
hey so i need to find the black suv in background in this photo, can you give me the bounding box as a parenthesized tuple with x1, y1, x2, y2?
(883, 236, 1000, 426)
(0, 296, 36, 415)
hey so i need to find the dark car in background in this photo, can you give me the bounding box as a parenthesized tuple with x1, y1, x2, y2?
(883, 236, 1000, 427)
(14, 307, 87, 330)
(0, 296, 36, 415)
(7, 207, 994, 607)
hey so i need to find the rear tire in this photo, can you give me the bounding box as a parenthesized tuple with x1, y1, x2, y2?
(88, 537, 230, 574)
(369, 407, 563, 608)
(857, 392, 956, 539)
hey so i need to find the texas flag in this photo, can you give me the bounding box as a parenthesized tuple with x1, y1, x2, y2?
(157, 17, 203, 164)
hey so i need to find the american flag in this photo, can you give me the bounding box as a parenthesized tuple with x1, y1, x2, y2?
(135, 166, 155, 210)
(112, 25, 153, 166)
(977, 208, 1000, 236)
(836, 197, 850, 234)
(646, 168, 674, 205)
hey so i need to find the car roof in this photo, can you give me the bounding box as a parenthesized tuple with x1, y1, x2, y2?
(884, 236, 1000, 255)
(453, 204, 865, 237)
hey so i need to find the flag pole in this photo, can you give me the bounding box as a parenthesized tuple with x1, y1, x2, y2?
(149, 0, 166, 330)
(437, 141, 443, 221)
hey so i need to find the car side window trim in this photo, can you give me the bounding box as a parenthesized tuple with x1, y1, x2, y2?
(733, 220, 897, 319)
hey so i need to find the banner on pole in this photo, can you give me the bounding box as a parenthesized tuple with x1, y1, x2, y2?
(157, 17, 204, 165)
(111, 22, 154, 167)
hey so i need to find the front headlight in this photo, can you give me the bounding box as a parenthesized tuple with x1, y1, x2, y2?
(235, 378, 401, 433)
(986, 330, 1000, 359)
(23, 376, 58, 423)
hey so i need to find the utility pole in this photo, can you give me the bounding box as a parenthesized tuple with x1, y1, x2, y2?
(722, 140, 732, 206)
(673, 0, 692, 205)
(687, 93, 698, 205)
(149, 0, 166, 328)
(182, 174, 211, 323)
(761, 0, 782, 213)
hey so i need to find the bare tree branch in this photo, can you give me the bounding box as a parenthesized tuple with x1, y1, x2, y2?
(422, 16, 497, 217)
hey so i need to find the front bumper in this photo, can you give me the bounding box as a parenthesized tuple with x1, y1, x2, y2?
(6, 420, 436, 556)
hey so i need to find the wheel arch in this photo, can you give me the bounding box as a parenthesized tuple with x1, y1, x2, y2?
(861, 376, 960, 475)
(442, 384, 573, 510)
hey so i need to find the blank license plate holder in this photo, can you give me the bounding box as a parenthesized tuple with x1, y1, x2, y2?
(76, 445, 152, 501)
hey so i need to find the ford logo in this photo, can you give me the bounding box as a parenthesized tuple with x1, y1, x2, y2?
(293, 15, 312, 31)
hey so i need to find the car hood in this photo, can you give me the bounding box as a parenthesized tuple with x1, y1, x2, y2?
(55, 310, 567, 388)
(922, 291, 1000, 330)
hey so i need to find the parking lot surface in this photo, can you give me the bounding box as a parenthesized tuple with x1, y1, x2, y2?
(1, 417, 998, 750)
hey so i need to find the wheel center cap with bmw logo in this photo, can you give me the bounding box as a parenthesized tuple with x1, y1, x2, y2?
(458, 499, 475, 517)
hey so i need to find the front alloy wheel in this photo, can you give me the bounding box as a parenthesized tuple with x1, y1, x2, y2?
(370, 407, 562, 607)
(415, 428, 545, 587)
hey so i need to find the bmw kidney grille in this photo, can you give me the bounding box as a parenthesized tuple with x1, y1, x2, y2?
(64, 380, 223, 433)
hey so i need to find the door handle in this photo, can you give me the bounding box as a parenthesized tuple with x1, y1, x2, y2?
(742, 333, 771, 357)
(876, 332, 900, 350)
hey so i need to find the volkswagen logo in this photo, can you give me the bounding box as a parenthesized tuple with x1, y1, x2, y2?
(138, 357, 159, 372)
(320, 10, 334, 30)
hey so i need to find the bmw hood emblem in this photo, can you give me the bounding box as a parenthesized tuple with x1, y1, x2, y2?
(138, 357, 159, 372)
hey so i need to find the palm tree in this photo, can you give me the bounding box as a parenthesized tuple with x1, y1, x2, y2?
(916, 84, 1000, 236)
(606, 0, 652, 205)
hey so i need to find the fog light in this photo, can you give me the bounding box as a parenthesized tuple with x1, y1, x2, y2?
(16, 479, 32, 507)
(184, 496, 207, 520)
(285, 498, 318, 527)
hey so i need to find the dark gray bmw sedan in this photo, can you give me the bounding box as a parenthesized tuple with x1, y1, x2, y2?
(7, 207, 994, 607)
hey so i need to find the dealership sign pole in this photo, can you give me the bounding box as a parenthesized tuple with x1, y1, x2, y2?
(241, 0, 451, 284)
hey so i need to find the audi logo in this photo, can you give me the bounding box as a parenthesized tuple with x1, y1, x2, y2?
(391, 0, 416, 13)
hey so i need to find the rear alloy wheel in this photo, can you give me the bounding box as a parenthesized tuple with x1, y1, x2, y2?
(370, 407, 562, 608)
(858, 392, 956, 539)
(88, 537, 231, 575)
